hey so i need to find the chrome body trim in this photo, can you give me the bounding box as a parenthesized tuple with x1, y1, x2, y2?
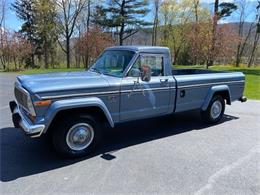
(40, 87, 176, 99)
(41, 90, 120, 100)
(178, 80, 244, 89)
(39, 80, 243, 100)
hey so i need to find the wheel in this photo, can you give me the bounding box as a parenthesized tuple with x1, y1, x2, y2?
(201, 95, 225, 124)
(52, 115, 102, 158)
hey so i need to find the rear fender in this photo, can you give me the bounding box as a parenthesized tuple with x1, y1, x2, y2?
(201, 85, 231, 111)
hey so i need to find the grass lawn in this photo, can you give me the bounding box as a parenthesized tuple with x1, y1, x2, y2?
(2, 65, 259, 100)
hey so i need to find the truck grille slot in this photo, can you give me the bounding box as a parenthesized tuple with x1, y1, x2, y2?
(14, 86, 29, 111)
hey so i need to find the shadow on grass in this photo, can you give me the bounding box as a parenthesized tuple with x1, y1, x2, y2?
(0, 111, 238, 182)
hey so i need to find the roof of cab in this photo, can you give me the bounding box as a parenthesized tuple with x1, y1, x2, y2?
(106, 45, 170, 54)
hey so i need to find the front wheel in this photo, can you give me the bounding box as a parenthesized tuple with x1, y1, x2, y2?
(52, 115, 102, 158)
(201, 95, 225, 124)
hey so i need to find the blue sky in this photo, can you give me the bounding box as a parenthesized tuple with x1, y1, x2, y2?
(4, 0, 21, 30)
(4, 0, 258, 31)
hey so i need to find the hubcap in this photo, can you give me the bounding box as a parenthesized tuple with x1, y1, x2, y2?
(66, 123, 94, 151)
(210, 100, 222, 119)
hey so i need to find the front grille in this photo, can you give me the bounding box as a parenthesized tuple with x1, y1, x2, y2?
(14, 86, 29, 111)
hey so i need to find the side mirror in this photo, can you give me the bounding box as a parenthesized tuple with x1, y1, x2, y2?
(129, 68, 141, 77)
(141, 65, 151, 82)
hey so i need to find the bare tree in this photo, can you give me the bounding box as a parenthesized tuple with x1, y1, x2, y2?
(152, 0, 160, 46)
(248, 1, 260, 67)
(193, 0, 200, 22)
(56, 0, 87, 68)
(0, 0, 6, 28)
(0, 0, 6, 69)
(235, 0, 255, 66)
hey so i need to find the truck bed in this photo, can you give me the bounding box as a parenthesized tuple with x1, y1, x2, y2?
(172, 69, 222, 75)
(172, 69, 245, 113)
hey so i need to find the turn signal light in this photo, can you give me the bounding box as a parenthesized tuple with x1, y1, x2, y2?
(34, 100, 52, 106)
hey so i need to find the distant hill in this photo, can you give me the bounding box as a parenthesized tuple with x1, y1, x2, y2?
(123, 22, 256, 46)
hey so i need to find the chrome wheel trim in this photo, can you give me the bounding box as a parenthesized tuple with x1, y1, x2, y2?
(210, 100, 222, 119)
(66, 123, 94, 151)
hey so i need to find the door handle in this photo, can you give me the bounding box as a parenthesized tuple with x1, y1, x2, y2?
(160, 79, 168, 83)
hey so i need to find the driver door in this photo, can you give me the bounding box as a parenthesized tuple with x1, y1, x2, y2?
(120, 54, 171, 121)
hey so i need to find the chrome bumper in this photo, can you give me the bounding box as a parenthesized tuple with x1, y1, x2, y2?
(9, 101, 45, 138)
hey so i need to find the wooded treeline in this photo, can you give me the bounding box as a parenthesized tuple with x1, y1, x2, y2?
(0, 0, 259, 71)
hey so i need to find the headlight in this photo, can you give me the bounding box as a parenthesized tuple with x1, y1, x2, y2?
(27, 96, 36, 117)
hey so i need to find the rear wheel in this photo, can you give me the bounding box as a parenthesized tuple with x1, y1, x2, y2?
(201, 95, 225, 124)
(52, 115, 101, 158)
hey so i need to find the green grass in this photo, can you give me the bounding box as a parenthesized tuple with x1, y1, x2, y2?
(2, 65, 259, 100)
(175, 65, 260, 100)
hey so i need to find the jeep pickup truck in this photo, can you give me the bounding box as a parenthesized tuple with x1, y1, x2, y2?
(10, 46, 247, 158)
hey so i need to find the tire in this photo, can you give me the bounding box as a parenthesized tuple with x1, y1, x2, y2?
(52, 115, 102, 158)
(201, 95, 225, 124)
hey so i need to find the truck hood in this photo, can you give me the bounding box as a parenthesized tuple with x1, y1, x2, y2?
(17, 71, 110, 94)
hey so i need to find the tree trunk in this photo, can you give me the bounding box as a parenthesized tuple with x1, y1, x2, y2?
(248, 33, 259, 67)
(152, 0, 159, 46)
(31, 53, 35, 68)
(44, 40, 49, 69)
(87, 0, 91, 32)
(119, 0, 125, 46)
(66, 32, 70, 68)
(207, 0, 219, 69)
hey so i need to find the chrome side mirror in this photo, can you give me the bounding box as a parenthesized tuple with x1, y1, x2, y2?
(129, 68, 141, 77)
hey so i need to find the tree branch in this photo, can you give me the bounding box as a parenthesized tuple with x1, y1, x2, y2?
(122, 30, 138, 40)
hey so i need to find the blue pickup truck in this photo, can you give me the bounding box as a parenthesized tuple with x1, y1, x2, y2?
(10, 46, 247, 158)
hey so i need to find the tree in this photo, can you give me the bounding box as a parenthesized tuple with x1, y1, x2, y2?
(34, 0, 58, 69)
(152, 0, 161, 46)
(74, 0, 97, 68)
(12, 0, 40, 68)
(248, 1, 260, 67)
(56, 0, 88, 68)
(0, 0, 6, 28)
(0, 0, 6, 69)
(207, 1, 237, 68)
(11, 32, 33, 70)
(160, 0, 195, 64)
(234, 0, 255, 66)
(95, 0, 150, 45)
(75, 27, 113, 68)
(0, 30, 32, 70)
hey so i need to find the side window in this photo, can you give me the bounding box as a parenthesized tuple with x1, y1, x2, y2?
(141, 56, 163, 76)
(127, 57, 141, 77)
(128, 55, 164, 77)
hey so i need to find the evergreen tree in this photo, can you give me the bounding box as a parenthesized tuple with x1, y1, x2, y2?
(12, 0, 39, 67)
(34, 0, 58, 69)
(95, 0, 150, 45)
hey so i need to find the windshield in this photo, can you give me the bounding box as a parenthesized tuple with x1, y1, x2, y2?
(90, 50, 135, 77)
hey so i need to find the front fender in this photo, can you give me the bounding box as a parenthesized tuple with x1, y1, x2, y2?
(43, 97, 114, 133)
(201, 85, 231, 111)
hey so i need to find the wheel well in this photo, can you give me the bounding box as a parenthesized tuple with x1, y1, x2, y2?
(213, 90, 231, 105)
(47, 107, 110, 135)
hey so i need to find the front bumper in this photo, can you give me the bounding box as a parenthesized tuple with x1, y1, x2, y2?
(9, 101, 45, 138)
